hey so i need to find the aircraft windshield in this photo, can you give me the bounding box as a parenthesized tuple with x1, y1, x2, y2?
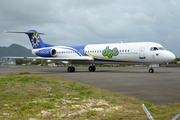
(150, 47, 166, 51)
(150, 47, 158, 51)
(158, 47, 166, 50)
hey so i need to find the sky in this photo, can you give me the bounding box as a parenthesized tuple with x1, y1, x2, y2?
(0, 0, 180, 57)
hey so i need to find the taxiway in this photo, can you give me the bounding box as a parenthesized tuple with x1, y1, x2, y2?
(0, 65, 180, 104)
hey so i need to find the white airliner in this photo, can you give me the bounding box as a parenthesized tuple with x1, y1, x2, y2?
(6, 30, 175, 73)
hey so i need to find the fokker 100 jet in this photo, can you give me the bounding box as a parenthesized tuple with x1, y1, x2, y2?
(6, 30, 175, 73)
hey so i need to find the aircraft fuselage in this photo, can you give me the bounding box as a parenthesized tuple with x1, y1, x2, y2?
(32, 42, 175, 65)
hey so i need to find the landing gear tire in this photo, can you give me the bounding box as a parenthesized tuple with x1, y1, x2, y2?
(89, 66, 96, 72)
(149, 68, 154, 73)
(67, 66, 75, 72)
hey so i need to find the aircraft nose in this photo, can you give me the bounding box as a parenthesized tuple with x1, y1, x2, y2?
(167, 51, 176, 62)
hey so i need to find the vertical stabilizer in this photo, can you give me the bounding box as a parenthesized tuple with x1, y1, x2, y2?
(27, 30, 45, 49)
(5, 30, 54, 49)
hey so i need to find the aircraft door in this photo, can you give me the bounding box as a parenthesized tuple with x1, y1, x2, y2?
(139, 47, 145, 59)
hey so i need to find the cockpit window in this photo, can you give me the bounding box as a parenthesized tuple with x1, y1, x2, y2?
(150, 47, 158, 51)
(158, 47, 166, 50)
(154, 47, 158, 50)
(150, 47, 166, 51)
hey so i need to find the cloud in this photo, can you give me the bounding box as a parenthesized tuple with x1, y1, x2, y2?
(0, 0, 180, 56)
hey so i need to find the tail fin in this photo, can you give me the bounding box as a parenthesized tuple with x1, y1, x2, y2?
(5, 30, 54, 49)
(27, 30, 45, 49)
(5, 30, 45, 49)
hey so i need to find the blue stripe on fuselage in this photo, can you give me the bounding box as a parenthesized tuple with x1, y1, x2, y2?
(54, 45, 88, 57)
(66, 45, 89, 56)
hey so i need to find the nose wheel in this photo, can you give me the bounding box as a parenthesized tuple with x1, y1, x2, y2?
(149, 68, 154, 73)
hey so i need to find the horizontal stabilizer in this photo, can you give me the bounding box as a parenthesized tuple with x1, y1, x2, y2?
(4, 31, 45, 35)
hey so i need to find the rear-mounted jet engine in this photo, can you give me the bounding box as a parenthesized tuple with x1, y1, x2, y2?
(35, 48, 56, 57)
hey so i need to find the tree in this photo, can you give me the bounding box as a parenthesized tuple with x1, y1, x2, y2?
(169, 57, 180, 64)
(15, 58, 24, 65)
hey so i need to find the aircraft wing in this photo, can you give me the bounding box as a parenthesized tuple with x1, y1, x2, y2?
(5, 56, 94, 61)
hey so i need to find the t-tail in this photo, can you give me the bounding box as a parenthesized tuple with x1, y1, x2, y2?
(5, 30, 54, 49)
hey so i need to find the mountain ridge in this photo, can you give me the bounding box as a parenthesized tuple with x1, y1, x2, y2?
(0, 44, 35, 57)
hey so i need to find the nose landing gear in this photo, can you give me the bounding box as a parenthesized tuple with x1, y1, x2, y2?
(149, 68, 154, 73)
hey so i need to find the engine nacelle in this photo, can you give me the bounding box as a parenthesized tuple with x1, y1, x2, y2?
(35, 48, 57, 57)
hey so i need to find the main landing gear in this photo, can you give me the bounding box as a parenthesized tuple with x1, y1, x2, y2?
(149, 68, 154, 73)
(67, 66, 75, 72)
(89, 66, 96, 72)
(67, 66, 96, 72)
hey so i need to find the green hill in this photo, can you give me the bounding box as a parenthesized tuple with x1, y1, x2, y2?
(0, 44, 35, 57)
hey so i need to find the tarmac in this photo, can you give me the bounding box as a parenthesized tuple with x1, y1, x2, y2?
(1, 65, 180, 105)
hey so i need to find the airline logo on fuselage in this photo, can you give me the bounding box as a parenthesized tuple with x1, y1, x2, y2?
(102, 46, 119, 58)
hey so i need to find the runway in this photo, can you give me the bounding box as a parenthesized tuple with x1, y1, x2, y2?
(1, 65, 180, 105)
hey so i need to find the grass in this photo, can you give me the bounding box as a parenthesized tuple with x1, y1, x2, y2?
(0, 72, 179, 119)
